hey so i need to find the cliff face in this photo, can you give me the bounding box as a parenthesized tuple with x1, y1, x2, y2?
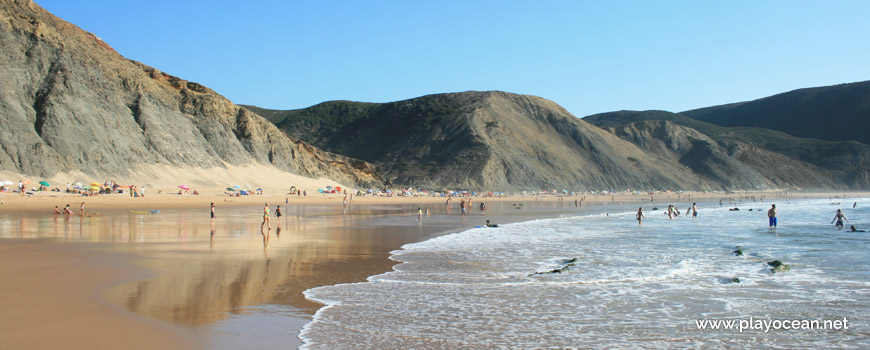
(0, 0, 381, 186)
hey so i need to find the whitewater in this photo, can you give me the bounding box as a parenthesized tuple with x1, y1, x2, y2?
(301, 198, 870, 349)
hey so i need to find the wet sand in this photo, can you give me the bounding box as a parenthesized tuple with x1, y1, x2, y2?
(0, 191, 863, 349)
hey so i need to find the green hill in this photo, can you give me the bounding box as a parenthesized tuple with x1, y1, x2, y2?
(681, 80, 870, 146)
(585, 110, 870, 188)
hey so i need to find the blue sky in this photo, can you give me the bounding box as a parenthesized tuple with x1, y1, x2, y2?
(35, 0, 870, 117)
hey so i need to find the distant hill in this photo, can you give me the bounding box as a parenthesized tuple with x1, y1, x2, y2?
(682, 81, 870, 146)
(0, 0, 381, 187)
(249, 92, 739, 190)
(250, 91, 869, 191)
(585, 110, 870, 189)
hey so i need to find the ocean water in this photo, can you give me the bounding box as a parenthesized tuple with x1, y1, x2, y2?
(301, 198, 870, 349)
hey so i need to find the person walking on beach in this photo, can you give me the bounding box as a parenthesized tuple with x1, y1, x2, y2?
(54, 206, 59, 215)
(768, 204, 777, 228)
(261, 203, 271, 230)
(417, 207, 423, 221)
(276, 205, 283, 226)
(480, 202, 486, 215)
(210, 202, 215, 221)
(460, 200, 467, 217)
(831, 209, 849, 228)
(80, 202, 85, 216)
(636, 207, 646, 225)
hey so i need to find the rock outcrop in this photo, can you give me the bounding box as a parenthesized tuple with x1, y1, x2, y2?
(0, 0, 381, 187)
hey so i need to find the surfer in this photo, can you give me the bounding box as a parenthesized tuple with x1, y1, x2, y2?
(850, 225, 865, 232)
(831, 209, 849, 228)
(485, 220, 498, 228)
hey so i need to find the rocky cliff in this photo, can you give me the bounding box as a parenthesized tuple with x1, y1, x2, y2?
(0, 0, 381, 187)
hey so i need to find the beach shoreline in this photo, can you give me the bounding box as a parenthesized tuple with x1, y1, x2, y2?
(0, 191, 865, 349)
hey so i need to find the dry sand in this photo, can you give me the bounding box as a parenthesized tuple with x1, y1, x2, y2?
(0, 190, 864, 349)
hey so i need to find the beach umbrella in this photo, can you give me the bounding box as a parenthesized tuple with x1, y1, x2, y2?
(233, 185, 241, 189)
(178, 185, 190, 190)
(90, 185, 100, 191)
(39, 181, 50, 186)
(90, 182, 101, 186)
(1, 180, 13, 186)
(256, 188, 263, 191)
(226, 187, 235, 191)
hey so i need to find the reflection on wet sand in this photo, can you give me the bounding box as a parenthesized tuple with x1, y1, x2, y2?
(0, 205, 453, 328)
(0, 200, 579, 347)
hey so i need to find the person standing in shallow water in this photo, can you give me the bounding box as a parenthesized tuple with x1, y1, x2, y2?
(636, 207, 646, 225)
(768, 204, 777, 228)
(831, 209, 849, 228)
(261, 203, 271, 230)
(210, 202, 215, 221)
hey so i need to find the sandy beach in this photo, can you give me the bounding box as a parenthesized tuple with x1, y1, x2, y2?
(0, 190, 864, 349)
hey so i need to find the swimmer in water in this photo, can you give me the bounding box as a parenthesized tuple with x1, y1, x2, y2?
(636, 207, 646, 225)
(831, 209, 849, 228)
